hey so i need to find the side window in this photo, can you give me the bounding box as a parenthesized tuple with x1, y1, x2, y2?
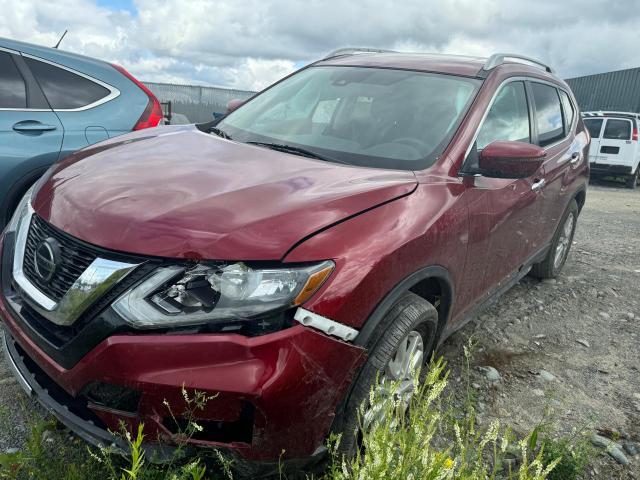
(0, 52, 27, 109)
(559, 90, 575, 130)
(583, 118, 603, 138)
(531, 83, 564, 147)
(24, 57, 110, 109)
(603, 119, 631, 140)
(476, 81, 530, 149)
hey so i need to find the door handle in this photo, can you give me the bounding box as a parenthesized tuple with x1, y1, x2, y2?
(13, 122, 57, 132)
(531, 178, 546, 191)
(570, 152, 581, 164)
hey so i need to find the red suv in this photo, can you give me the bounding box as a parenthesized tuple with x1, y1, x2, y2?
(1, 49, 588, 475)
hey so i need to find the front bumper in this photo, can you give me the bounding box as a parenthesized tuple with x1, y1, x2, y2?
(0, 234, 366, 462)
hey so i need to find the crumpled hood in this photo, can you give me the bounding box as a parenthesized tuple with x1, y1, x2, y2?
(33, 126, 417, 260)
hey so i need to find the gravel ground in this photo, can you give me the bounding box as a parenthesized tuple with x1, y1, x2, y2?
(1, 180, 639, 478)
(442, 180, 640, 478)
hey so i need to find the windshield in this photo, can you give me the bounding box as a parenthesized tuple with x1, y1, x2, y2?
(218, 66, 480, 170)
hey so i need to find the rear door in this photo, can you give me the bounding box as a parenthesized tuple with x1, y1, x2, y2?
(528, 82, 579, 248)
(597, 118, 634, 168)
(0, 49, 63, 218)
(22, 56, 115, 156)
(583, 117, 604, 161)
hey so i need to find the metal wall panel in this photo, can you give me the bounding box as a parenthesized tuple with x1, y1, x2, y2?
(566, 68, 640, 113)
(144, 82, 256, 123)
(146, 67, 640, 123)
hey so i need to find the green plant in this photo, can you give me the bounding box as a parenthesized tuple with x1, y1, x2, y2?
(540, 436, 591, 480)
(324, 356, 560, 480)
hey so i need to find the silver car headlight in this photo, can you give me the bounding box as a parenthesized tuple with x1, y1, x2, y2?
(5, 185, 36, 235)
(113, 260, 334, 328)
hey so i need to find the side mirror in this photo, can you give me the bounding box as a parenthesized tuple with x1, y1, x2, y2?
(226, 98, 245, 114)
(478, 141, 546, 179)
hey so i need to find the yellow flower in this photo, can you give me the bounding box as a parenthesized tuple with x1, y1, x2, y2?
(444, 457, 454, 469)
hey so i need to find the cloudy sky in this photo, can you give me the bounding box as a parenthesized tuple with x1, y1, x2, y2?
(1, 0, 639, 91)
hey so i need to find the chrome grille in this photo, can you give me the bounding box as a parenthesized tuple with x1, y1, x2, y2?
(22, 216, 98, 302)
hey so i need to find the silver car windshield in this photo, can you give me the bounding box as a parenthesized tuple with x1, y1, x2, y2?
(218, 66, 480, 170)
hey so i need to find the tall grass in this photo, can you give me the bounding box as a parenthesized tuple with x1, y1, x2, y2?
(1, 354, 576, 480)
(322, 357, 560, 480)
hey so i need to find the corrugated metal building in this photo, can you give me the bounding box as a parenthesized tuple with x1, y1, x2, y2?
(145, 66, 640, 123)
(144, 82, 256, 124)
(565, 67, 640, 113)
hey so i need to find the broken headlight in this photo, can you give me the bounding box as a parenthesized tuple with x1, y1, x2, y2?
(112, 261, 333, 329)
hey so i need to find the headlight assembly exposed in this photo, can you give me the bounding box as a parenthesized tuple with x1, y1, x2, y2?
(112, 260, 334, 328)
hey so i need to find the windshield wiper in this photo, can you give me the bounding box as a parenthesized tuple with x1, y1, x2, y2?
(209, 127, 232, 140)
(245, 141, 347, 164)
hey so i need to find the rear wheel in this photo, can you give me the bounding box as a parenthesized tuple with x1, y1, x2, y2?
(530, 200, 579, 279)
(335, 292, 438, 458)
(625, 167, 639, 189)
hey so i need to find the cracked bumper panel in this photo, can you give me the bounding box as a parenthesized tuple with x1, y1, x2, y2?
(0, 278, 366, 461)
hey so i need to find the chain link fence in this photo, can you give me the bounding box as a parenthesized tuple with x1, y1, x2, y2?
(144, 82, 256, 124)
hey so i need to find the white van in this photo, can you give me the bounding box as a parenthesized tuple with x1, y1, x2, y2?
(583, 111, 640, 188)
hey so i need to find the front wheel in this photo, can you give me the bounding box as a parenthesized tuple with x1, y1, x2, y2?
(334, 292, 438, 458)
(530, 200, 579, 279)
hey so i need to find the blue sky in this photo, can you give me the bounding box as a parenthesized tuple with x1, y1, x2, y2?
(96, 0, 137, 15)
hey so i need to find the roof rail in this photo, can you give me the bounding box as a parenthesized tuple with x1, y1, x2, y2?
(323, 47, 397, 60)
(483, 53, 555, 74)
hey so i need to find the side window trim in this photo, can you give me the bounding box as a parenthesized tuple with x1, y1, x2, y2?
(461, 76, 535, 173)
(558, 89, 576, 133)
(0, 47, 45, 112)
(19, 52, 120, 112)
(527, 80, 571, 149)
(12, 54, 51, 110)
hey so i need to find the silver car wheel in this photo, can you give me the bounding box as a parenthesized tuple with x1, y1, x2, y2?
(554, 212, 575, 269)
(362, 331, 424, 430)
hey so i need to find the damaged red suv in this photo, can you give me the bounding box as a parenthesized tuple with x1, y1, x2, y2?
(1, 50, 588, 475)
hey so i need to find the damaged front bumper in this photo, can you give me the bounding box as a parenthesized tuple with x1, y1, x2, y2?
(0, 293, 366, 463)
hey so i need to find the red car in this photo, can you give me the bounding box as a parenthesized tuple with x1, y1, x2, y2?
(1, 49, 588, 475)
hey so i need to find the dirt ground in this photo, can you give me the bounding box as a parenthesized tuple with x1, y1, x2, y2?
(1, 180, 639, 478)
(442, 180, 640, 478)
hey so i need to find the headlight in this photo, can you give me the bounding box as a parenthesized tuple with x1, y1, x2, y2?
(113, 260, 334, 328)
(6, 185, 36, 234)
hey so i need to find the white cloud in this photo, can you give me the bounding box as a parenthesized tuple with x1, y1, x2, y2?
(1, 0, 640, 89)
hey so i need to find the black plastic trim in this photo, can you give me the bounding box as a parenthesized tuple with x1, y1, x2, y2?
(354, 265, 454, 348)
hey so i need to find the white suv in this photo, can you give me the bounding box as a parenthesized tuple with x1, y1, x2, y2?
(583, 111, 640, 189)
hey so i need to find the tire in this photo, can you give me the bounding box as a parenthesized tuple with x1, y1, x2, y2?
(530, 199, 579, 279)
(335, 292, 439, 458)
(625, 168, 639, 189)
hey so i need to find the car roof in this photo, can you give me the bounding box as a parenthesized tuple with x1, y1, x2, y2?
(318, 52, 487, 77)
(316, 51, 558, 79)
(583, 111, 640, 119)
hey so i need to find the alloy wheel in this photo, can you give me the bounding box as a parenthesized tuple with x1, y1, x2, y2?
(362, 331, 424, 430)
(554, 212, 575, 269)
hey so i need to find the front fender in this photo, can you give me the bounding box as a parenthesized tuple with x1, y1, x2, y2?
(283, 181, 468, 332)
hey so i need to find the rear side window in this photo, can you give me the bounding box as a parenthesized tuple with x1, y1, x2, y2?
(559, 90, 575, 130)
(584, 118, 603, 138)
(476, 81, 530, 149)
(24, 57, 110, 109)
(603, 119, 631, 140)
(531, 83, 564, 147)
(0, 52, 27, 109)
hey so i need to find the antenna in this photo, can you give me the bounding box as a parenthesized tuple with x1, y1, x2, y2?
(53, 30, 68, 49)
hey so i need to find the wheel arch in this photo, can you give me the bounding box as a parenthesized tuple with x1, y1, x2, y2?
(0, 165, 49, 228)
(574, 186, 587, 214)
(354, 265, 454, 349)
